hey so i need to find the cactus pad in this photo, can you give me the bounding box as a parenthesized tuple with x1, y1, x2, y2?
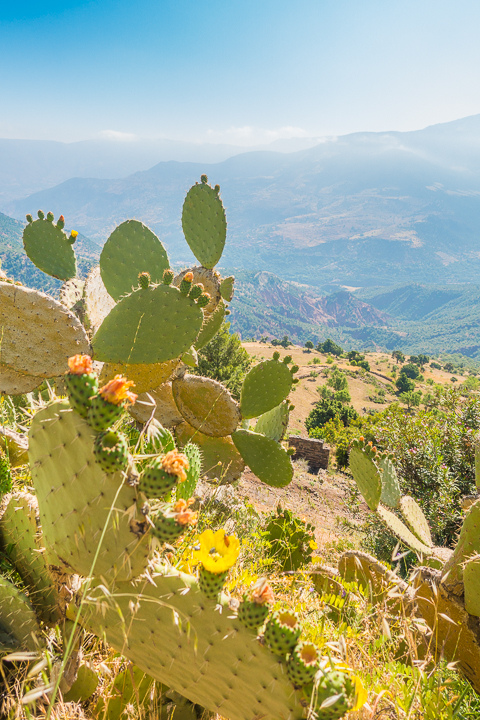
(232, 429, 293, 487)
(60, 277, 85, 310)
(240, 359, 293, 419)
(377, 505, 432, 555)
(176, 443, 202, 500)
(130, 383, 184, 428)
(195, 300, 226, 350)
(337, 550, 410, 609)
(99, 357, 179, 394)
(464, 555, 480, 616)
(0, 365, 43, 394)
(100, 220, 170, 301)
(29, 400, 150, 581)
(176, 421, 245, 483)
(182, 178, 227, 268)
(79, 567, 306, 720)
(349, 447, 382, 511)
(23, 214, 76, 280)
(441, 499, 480, 594)
(400, 496, 433, 547)
(476, 432, 480, 490)
(0, 492, 60, 625)
(84, 266, 116, 334)
(378, 455, 401, 509)
(174, 267, 221, 316)
(92, 284, 203, 364)
(0, 574, 42, 652)
(0, 282, 90, 378)
(220, 276, 235, 302)
(172, 375, 241, 437)
(254, 400, 290, 442)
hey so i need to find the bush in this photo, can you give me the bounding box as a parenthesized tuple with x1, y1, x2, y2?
(196, 322, 252, 400)
(304, 341, 314, 352)
(395, 373, 415, 394)
(401, 363, 420, 379)
(430, 361, 442, 370)
(306, 398, 359, 433)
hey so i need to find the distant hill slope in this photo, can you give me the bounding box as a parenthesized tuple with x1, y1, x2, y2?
(0, 211, 99, 294)
(8, 114, 480, 287)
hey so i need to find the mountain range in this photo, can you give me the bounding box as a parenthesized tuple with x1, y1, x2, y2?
(4, 114, 480, 288)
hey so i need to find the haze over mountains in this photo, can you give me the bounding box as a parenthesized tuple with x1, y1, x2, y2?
(4, 114, 480, 289)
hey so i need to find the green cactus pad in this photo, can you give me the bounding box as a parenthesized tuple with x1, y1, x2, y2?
(287, 642, 319, 687)
(378, 455, 401, 509)
(78, 567, 305, 720)
(0, 365, 43, 395)
(349, 447, 382, 511)
(264, 609, 301, 655)
(64, 664, 99, 703)
(400, 496, 433, 547)
(29, 400, 151, 581)
(182, 345, 198, 368)
(0, 492, 60, 625)
(0, 427, 28, 467)
(172, 375, 241, 437)
(238, 599, 270, 630)
(23, 214, 76, 280)
(475, 432, 480, 490)
(220, 276, 235, 302)
(99, 357, 179, 395)
(199, 566, 228, 599)
(377, 505, 432, 555)
(100, 220, 170, 302)
(0, 574, 42, 652)
(173, 267, 221, 316)
(92, 284, 203, 364)
(176, 422, 245, 483)
(0, 282, 90, 378)
(254, 400, 290, 442)
(129, 383, 184, 428)
(194, 300, 225, 350)
(442, 499, 480, 594)
(182, 179, 227, 268)
(240, 359, 293, 420)
(176, 443, 202, 501)
(95, 665, 155, 720)
(337, 550, 410, 609)
(464, 555, 480, 617)
(231, 429, 293, 488)
(84, 266, 116, 334)
(93, 430, 129, 473)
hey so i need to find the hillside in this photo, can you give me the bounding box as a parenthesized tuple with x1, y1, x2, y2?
(7, 115, 480, 288)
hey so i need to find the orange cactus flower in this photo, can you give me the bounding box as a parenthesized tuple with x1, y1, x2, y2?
(99, 375, 137, 406)
(161, 450, 189, 483)
(68, 354, 93, 375)
(173, 498, 197, 527)
(184, 271, 194, 283)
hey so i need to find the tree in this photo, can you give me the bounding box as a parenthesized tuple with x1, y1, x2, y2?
(305, 398, 358, 432)
(304, 341, 314, 352)
(317, 338, 343, 356)
(395, 373, 415, 394)
(392, 350, 405, 364)
(401, 363, 420, 379)
(399, 390, 422, 410)
(195, 322, 252, 400)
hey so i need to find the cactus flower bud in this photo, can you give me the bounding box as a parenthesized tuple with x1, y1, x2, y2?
(196, 292, 211, 308)
(68, 230, 78, 244)
(37, 210, 45, 220)
(201, 174, 208, 184)
(46, 211, 54, 222)
(138, 272, 151, 289)
(283, 355, 293, 364)
(188, 284, 203, 300)
(162, 269, 174, 285)
(56, 215, 65, 229)
(273, 351, 280, 361)
(26, 214, 33, 223)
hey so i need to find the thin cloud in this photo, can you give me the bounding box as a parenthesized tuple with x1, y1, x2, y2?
(98, 130, 137, 141)
(205, 125, 312, 146)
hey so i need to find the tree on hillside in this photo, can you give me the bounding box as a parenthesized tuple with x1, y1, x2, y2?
(395, 373, 415, 394)
(392, 350, 405, 364)
(317, 338, 343, 356)
(195, 322, 252, 400)
(401, 363, 421, 379)
(305, 398, 358, 432)
(304, 341, 314, 352)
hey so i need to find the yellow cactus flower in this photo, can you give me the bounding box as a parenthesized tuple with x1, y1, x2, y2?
(192, 529, 240, 574)
(70, 230, 79, 238)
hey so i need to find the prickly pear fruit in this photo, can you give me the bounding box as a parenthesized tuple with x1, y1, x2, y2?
(264, 610, 301, 655)
(238, 578, 274, 630)
(313, 669, 356, 720)
(139, 450, 189, 499)
(150, 499, 197, 543)
(93, 430, 128, 473)
(287, 641, 319, 687)
(65, 354, 99, 419)
(199, 567, 229, 599)
(88, 375, 137, 432)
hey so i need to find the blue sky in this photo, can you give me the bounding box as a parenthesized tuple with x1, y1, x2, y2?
(2, 0, 480, 144)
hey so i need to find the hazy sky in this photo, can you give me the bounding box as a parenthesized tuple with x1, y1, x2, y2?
(2, 0, 480, 144)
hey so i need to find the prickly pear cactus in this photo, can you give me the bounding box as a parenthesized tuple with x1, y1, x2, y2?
(240, 357, 294, 420)
(172, 375, 241, 437)
(349, 440, 382, 511)
(23, 211, 77, 280)
(182, 176, 226, 269)
(232, 429, 293, 487)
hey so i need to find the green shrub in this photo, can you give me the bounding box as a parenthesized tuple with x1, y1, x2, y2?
(306, 398, 358, 433)
(264, 507, 316, 571)
(395, 373, 415, 394)
(316, 338, 343, 356)
(401, 363, 420, 379)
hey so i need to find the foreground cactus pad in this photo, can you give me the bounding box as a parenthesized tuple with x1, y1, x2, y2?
(23, 212, 76, 280)
(100, 220, 170, 301)
(240, 358, 294, 419)
(175, 421, 245, 483)
(92, 284, 204, 364)
(29, 400, 151, 581)
(348, 442, 382, 511)
(232, 429, 293, 487)
(172, 375, 241, 437)
(182, 176, 227, 268)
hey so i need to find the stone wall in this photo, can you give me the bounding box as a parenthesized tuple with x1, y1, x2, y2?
(287, 435, 330, 470)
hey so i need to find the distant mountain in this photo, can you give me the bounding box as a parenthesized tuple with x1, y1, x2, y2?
(0, 211, 99, 294)
(0, 136, 321, 204)
(8, 114, 480, 288)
